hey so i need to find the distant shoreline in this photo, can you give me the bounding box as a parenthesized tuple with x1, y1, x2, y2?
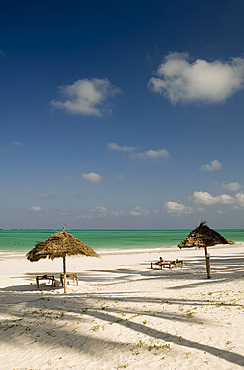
(1, 228, 244, 231)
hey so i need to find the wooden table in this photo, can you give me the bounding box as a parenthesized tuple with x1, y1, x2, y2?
(60, 273, 78, 287)
(36, 275, 55, 288)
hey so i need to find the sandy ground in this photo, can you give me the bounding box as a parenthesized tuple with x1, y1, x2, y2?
(0, 244, 244, 370)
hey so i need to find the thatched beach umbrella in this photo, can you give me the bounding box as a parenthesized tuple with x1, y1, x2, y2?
(27, 227, 99, 293)
(178, 221, 234, 278)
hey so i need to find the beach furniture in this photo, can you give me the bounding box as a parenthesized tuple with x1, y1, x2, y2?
(60, 272, 78, 286)
(170, 259, 183, 268)
(151, 262, 172, 269)
(27, 227, 99, 293)
(36, 274, 55, 288)
(150, 259, 183, 270)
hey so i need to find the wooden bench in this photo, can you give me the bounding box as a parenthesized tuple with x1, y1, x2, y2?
(60, 273, 78, 287)
(171, 259, 183, 268)
(36, 275, 55, 288)
(151, 262, 172, 269)
(151, 260, 183, 270)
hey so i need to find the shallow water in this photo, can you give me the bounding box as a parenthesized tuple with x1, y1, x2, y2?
(0, 229, 243, 253)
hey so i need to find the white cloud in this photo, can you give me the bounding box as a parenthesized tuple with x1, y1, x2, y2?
(0, 49, 5, 57)
(107, 143, 136, 152)
(1, 140, 22, 152)
(131, 148, 170, 160)
(108, 143, 170, 161)
(82, 172, 102, 183)
(90, 206, 108, 217)
(51, 78, 121, 116)
(130, 207, 149, 217)
(168, 189, 244, 215)
(201, 160, 222, 171)
(11, 140, 22, 146)
(148, 52, 244, 104)
(192, 191, 219, 205)
(30, 206, 41, 211)
(235, 192, 244, 207)
(165, 201, 192, 214)
(222, 182, 241, 191)
(218, 194, 235, 204)
(140, 149, 170, 159)
(76, 207, 128, 219)
(111, 210, 126, 217)
(80, 206, 108, 219)
(192, 191, 235, 205)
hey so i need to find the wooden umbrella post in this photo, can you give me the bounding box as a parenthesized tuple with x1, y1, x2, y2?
(204, 246, 211, 279)
(63, 256, 67, 293)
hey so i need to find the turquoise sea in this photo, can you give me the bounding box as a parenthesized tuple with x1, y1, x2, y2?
(0, 229, 244, 253)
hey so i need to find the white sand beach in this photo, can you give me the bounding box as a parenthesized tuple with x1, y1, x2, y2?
(0, 243, 244, 370)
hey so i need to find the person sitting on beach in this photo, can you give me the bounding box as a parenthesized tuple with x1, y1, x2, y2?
(155, 257, 170, 266)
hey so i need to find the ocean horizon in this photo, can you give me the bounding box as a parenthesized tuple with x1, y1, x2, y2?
(0, 229, 244, 253)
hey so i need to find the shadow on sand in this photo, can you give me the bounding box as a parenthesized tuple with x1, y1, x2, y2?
(0, 252, 244, 367)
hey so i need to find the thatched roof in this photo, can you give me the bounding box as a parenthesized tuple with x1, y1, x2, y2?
(178, 221, 234, 249)
(26, 228, 99, 262)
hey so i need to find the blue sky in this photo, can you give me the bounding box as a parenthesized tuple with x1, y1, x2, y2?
(1, 0, 244, 229)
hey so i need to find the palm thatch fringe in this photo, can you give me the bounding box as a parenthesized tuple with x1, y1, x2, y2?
(178, 221, 234, 249)
(26, 229, 99, 262)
